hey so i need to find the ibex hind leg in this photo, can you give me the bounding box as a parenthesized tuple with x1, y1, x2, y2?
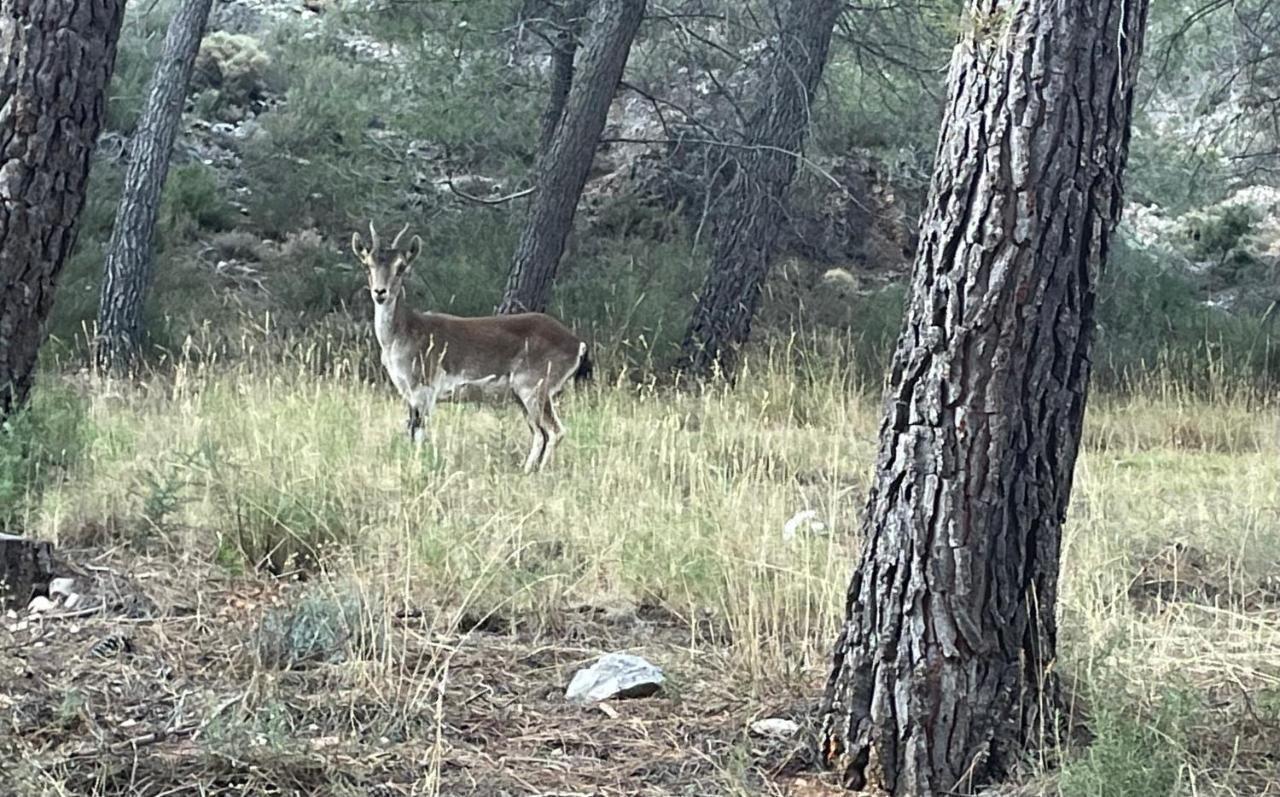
(513, 386, 548, 474)
(538, 399, 565, 469)
(536, 359, 580, 470)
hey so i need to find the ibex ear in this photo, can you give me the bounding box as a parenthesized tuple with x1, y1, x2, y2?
(351, 232, 367, 259)
(405, 235, 423, 265)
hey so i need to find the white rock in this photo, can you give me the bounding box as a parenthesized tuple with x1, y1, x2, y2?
(750, 718, 800, 738)
(782, 509, 827, 542)
(27, 596, 55, 614)
(565, 653, 664, 704)
(49, 577, 76, 598)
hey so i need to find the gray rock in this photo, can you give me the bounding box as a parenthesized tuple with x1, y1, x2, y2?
(565, 653, 664, 703)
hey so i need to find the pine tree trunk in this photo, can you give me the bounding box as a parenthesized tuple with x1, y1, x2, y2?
(0, 0, 126, 422)
(498, 0, 645, 315)
(0, 533, 54, 609)
(678, 0, 841, 380)
(538, 0, 590, 154)
(818, 2, 1149, 794)
(94, 0, 213, 372)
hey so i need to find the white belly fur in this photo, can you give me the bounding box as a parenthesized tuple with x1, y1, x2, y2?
(381, 345, 510, 404)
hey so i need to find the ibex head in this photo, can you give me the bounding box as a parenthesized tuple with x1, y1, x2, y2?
(352, 221, 422, 305)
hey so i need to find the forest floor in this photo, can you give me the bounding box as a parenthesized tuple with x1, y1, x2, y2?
(2, 341, 1279, 796)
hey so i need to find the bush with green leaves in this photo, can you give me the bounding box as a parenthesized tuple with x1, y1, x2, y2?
(1059, 687, 1197, 797)
(253, 582, 385, 670)
(1093, 237, 1280, 390)
(0, 388, 90, 531)
(193, 30, 274, 119)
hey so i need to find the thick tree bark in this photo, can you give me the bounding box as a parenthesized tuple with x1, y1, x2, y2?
(818, 2, 1150, 795)
(498, 0, 645, 315)
(95, 0, 213, 372)
(0, 0, 125, 422)
(0, 533, 54, 609)
(678, 0, 842, 380)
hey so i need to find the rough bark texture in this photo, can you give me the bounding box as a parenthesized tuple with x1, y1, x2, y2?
(498, 0, 645, 315)
(0, 533, 54, 609)
(678, 0, 842, 379)
(818, 1, 1149, 794)
(0, 0, 125, 421)
(95, 0, 213, 372)
(537, 0, 590, 154)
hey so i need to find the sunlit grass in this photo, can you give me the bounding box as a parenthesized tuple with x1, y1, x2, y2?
(17, 332, 1280, 792)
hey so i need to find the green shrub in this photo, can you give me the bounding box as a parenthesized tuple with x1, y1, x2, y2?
(215, 472, 375, 575)
(160, 161, 237, 238)
(0, 388, 90, 531)
(553, 233, 703, 361)
(266, 229, 357, 315)
(253, 582, 385, 670)
(1094, 237, 1280, 391)
(240, 51, 388, 237)
(102, 1, 175, 133)
(1186, 204, 1259, 263)
(193, 31, 273, 118)
(1059, 688, 1195, 797)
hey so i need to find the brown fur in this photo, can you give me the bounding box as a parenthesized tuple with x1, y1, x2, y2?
(353, 223, 588, 472)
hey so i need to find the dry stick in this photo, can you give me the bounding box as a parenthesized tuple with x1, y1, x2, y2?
(598, 135, 873, 213)
(445, 177, 536, 206)
(59, 690, 245, 760)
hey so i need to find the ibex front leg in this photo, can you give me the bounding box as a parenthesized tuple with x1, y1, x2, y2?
(406, 404, 423, 443)
(407, 386, 436, 446)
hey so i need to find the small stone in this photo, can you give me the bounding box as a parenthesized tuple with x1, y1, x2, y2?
(782, 509, 827, 542)
(565, 653, 664, 704)
(27, 596, 55, 614)
(750, 718, 800, 738)
(49, 577, 75, 598)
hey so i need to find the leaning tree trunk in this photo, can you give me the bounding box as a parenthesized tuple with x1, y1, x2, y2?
(95, 0, 213, 372)
(678, 0, 842, 380)
(0, 0, 126, 422)
(498, 0, 645, 315)
(537, 0, 590, 154)
(818, 1, 1149, 794)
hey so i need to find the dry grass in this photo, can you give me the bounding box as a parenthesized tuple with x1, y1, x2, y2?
(2, 337, 1278, 795)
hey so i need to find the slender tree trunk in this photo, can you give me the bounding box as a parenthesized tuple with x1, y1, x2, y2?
(678, 0, 841, 380)
(95, 0, 213, 372)
(498, 0, 645, 315)
(0, 0, 126, 422)
(538, 0, 590, 154)
(818, 2, 1149, 794)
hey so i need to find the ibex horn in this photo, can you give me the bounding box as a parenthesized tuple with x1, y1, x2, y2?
(368, 220, 380, 252)
(390, 222, 411, 250)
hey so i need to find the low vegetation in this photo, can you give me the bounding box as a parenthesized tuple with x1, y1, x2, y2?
(2, 336, 1276, 794)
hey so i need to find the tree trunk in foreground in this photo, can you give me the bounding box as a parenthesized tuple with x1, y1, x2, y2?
(0, 533, 54, 609)
(819, 1, 1149, 794)
(0, 0, 126, 422)
(498, 0, 645, 314)
(95, 0, 213, 372)
(678, 0, 841, 380)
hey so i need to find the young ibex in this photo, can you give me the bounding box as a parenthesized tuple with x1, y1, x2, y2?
(352, 222, 591, 472)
